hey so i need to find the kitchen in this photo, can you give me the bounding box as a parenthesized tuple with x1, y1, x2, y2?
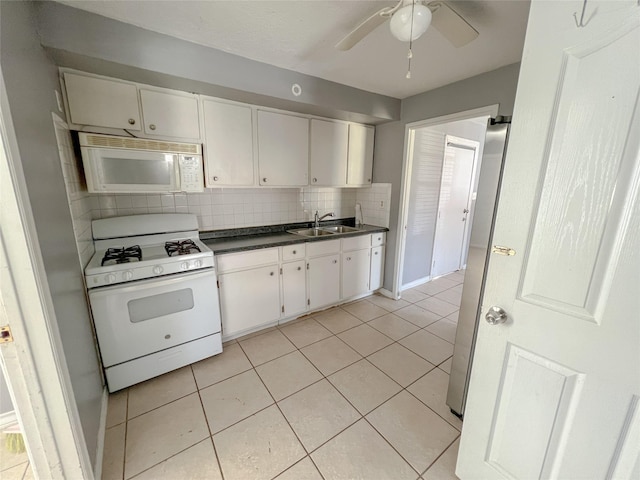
(2, 1, 638, 480)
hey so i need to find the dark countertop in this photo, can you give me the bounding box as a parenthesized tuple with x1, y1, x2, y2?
(200, 219, 388, 255)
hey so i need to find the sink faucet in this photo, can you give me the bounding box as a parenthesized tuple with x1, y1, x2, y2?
(314, 210, 335, 228)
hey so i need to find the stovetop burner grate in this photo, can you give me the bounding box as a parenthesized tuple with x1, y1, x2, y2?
(101, 245, 143, 266)
(165, 239, 201, 256)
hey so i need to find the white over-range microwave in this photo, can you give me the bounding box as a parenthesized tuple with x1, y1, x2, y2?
(79, 133, 204, 193)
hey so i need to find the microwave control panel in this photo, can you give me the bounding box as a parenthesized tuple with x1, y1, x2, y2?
(179, 155, 205, 192)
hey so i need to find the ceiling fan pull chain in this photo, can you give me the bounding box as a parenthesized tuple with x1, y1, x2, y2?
(406, 0, 416, 79)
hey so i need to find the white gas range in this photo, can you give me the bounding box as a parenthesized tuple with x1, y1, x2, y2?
(85, 214, 222, 392)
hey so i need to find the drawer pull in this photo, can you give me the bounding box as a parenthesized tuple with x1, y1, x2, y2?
(292, 250, 297, 254)
(270, 272, 274, 276)
(149, 124, 157, 131)
(297, 266, 301, 271)
(347, 257, 351, 261)
(332, 260, 337, 264)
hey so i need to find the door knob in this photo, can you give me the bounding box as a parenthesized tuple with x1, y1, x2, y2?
(485, 306, 508, 325)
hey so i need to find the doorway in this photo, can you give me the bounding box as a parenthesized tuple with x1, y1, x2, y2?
(431, 136, 479, 278)
(393, 105, 498, 297)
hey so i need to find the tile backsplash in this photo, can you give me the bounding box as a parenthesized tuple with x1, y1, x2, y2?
(91, 187, 359, 230)
(91, 184, 392, 231)
(356, 183, 392, 228)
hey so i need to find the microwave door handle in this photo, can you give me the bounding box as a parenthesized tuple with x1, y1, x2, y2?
(173, 154, 181, 192)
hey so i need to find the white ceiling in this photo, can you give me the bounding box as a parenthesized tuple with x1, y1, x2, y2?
(55, 0, 530, 99)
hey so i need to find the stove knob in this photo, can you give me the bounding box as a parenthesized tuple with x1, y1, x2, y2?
(105, 273, 116, 284)
(153, 265, 164, 275)
(194, 259, 203, 268)
(122, 270, 134, 281)
(181, 261, 190, 270)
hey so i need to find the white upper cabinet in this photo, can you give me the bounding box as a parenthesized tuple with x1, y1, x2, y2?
(63, 72, 141, 131)
(347, 124, 375, 186)
(139, 88, 200, 140)
(257, 110, 309, 186)
(202, 99, 254, 187)
(310, 119, 349, 186)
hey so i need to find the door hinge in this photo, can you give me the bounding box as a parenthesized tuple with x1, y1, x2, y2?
(307, 263, 309, 270)
(217, 280, 220, 288)
(280, 267, 283, 275)
(307, 299, 310, 306)
(282, 305, 285, 313)
(1, 325, 14, 343)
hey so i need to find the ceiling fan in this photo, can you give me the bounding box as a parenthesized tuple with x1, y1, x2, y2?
(335, 0, 479, 51)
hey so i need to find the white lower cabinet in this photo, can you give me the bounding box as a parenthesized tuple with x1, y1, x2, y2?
(216, 233, 385, 339)
(308, 254, 341, 310)
(370, 245, 385, 291)
(281, 260, 307, 317)
(218, 264, 281, 338)
(342, 248, 371, 299)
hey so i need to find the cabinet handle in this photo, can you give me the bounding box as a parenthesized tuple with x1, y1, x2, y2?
(332, 260, 337, 264)
(263, 177, 267, 183)
(213, 176, 219, 181)
(128, 118, 136, 125)
(347, 257, 351, 261)
(313, 178, 317, 183)
(374, 251, 379, 255)
(149, 124, 156, 130)
(297, 266, 301, 271)
(270, 272, 274, 276)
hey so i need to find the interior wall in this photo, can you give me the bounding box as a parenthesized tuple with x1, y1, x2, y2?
(0, 0, 103, 468)
(374, 63, 521, 292)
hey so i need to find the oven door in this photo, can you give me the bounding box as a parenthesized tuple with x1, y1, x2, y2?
(88, 269, 220, 367)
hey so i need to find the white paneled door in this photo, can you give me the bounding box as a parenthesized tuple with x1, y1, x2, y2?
(457, 1, 640, 479)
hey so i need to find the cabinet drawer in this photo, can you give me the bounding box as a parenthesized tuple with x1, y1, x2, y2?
(307, 239, 341, 257)
(216, 248, 279, 273)
(342, 234, 371, 252)
(281, 243, 306, 262)
(371, 232, 386, 247)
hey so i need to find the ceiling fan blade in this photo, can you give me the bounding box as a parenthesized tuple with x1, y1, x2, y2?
(335, 7, 391, 51)
(428, 1, 479, 47)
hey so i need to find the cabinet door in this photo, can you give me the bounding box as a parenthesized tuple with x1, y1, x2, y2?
(257, 110, 309, 186)
(64, 72, 141, 130)
(218, 264, 281, 337)
(310, 119, 348, 186)
(281, 260, 307, 317)
(139, 89, 200, 139)
(347, 124, 375, 186)
(370, 246, 385, 291)
(308, 254, 340, 310)
(342, 248, 371, 299)
(202, 100, 254, 186)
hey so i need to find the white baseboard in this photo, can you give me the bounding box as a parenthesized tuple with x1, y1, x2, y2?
(93, 387, 109, 480)
(377, 288, 397, 299)
(400, 276, 431, 291)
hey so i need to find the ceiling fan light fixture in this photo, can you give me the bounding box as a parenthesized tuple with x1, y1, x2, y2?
(389, 2, 432, 42)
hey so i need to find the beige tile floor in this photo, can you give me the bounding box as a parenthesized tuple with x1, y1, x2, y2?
(0, 427, 34, 480)
(102, 271, 466, 480)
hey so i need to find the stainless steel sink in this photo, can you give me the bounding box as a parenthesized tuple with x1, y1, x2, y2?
(287, 228, 335, 237)
(320, 225, 360, 234)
